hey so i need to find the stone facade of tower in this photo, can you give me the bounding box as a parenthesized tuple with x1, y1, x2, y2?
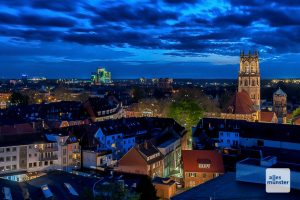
(238, 51, 261, 110)
(273, 88, 287, 123)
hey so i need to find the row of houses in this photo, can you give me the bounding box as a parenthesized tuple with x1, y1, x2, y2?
(0, 96, 123, 126)
(0, 131, 80, 182)
(0, 118, 186, 181)
(194, 117, 300, 151)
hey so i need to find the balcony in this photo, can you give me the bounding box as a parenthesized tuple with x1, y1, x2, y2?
(39, 146, 58, 153)
(73, 149, 81, 153)
(39, 154, 58, 161)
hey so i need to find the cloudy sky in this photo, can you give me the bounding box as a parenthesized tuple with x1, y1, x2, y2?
(0, 0, 300, 79)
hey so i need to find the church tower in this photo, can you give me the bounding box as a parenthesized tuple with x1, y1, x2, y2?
(238, 50, 261, 110)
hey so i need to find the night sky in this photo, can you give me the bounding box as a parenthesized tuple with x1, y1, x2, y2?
(0, 0, 300, 79)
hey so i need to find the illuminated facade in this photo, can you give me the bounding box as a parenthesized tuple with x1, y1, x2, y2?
(273, 88, 287, 123)
(91, 67, 112, 85)
(238, 51, 261, 110)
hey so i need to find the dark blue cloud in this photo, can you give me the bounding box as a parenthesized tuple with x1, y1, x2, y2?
(0, 0, 299, 78)
(0, 12, 76, 27)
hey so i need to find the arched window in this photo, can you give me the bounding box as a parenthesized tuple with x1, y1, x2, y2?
(252, 79, 255, 86)
(244, 80, 248, 86)
(250, 62, 256, 73)
(244, 62, 250, 73)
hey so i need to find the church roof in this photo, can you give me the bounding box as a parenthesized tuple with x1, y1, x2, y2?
(225, 90, 255, 114)
(274, 88, 287, 96)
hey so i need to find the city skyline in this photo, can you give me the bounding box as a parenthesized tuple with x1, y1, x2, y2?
(1, 0, 300, 79)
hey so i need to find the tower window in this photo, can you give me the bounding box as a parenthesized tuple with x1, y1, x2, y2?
(244, 80, 248, 86)
(252, 80, 255, 86)
(250, 62, 256, 73)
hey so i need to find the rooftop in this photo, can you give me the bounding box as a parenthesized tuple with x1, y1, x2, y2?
(197, 117, 300, 143)
(182, 150, 224, 173)
(172, 172, 300, 200)
(239, 158, 300, 172)
(274, 88, 287, 96)
(225, 90, 255, 114)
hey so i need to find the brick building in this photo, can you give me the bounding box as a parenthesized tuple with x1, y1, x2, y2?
(182, 150, 224, 188)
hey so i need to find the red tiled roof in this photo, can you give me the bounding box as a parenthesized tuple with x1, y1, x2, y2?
(182, 150, 224, 173)
(260, 111, 276, 122)
(225, 90, 255, 114)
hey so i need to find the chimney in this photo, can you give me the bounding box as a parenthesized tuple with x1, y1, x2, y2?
(144, 141, 148, 149)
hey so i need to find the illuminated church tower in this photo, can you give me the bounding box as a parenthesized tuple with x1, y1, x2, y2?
(238, 50, 261, 110)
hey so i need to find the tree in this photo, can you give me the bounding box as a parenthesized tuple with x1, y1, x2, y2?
(293, 107, 300, 118)
(9, 92, 29, 106)
(136, 176, 158, 200)
(167, 98, 203, 133)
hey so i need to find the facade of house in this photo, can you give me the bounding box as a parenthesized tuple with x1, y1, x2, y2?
(0, 133, 59, 179)
(153, 177, 176, 200)
(157, 137, 181, 177)
(182, 150, 224, 188)
(45, 133, 81, 172)
(82, 149, 113, 170)
(194, 117, 300, 151)
(93, 117, 186, 159)
(115, 141, 164, 178)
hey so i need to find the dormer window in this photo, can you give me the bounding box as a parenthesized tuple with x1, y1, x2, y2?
(198, 159, 211, 169)
(198, 163, 211, 169)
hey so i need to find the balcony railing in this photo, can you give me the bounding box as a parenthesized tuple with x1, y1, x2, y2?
(39, 154, 58, 161)
(39, 146, 58, 153)
(73, 149, 81, 153)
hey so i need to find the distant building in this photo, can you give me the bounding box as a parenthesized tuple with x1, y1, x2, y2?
(238, 51, 260, 110)
(0, 92, 11, 109)
(91, 67, 112, 85)
(205, 50, 261, 122)
(259, 111, 278, 123)
(139, 77, 147, 84)
(181, 150, 224, 188)
(273, 88, 287, 123)
(83, 96, 123, 122)
(21, 74, 28, 84)
(158, 78, 173, 89)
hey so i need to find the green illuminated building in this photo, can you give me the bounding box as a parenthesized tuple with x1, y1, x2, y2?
(91, 67, 112, 85)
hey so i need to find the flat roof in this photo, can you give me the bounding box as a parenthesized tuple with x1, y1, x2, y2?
(172, 173, 300, 200)
(239, 158, 300, 172)
(0, 171, 99, 200)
